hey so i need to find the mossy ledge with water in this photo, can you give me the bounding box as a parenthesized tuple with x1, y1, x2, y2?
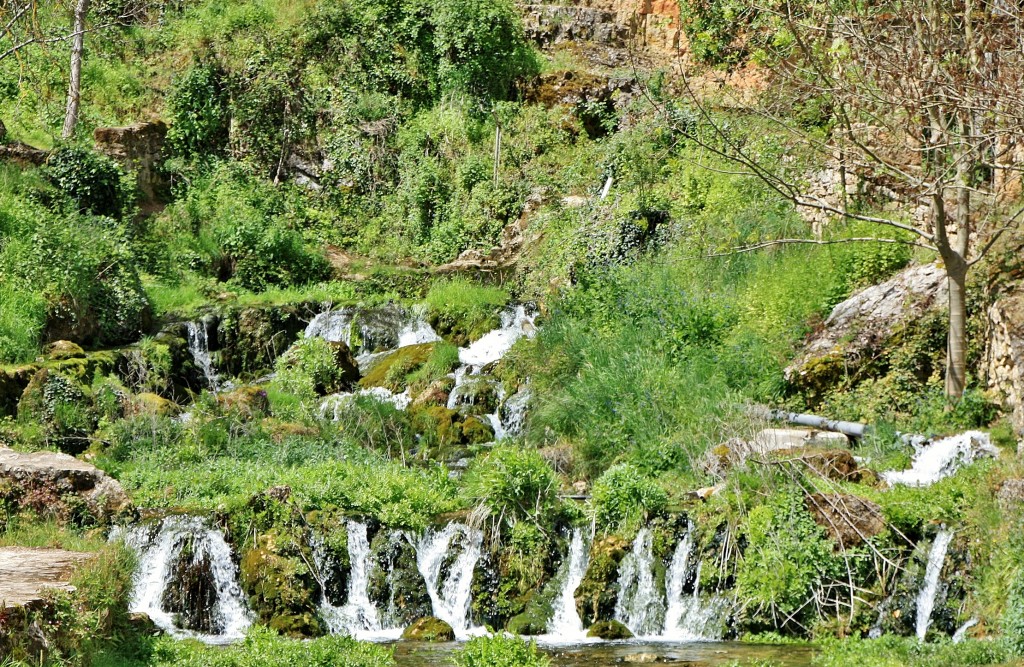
(3, 0, 1024, 665)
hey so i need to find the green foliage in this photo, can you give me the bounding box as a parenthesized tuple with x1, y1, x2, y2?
(591, 463, 668, 530)
(735, 490, 843, 632)
(44, 147, 133, 219)
(465, 445, 557, 523)
(273, 337, 353, 399)
(812, 635, 1012, 667)
(1002, 569, 1024, 656)
(166, 63, 230, 160)
(0, 285, 46, 363)
(149, 626, 393, 667)
(454, 634, 551, 667)
(426, 278, 509, 343)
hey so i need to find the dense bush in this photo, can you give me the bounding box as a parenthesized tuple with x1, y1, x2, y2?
(454, 634, 551, 667)
(591, 463, 668, 530)
(44, 147, 132, 219)
(166, 63, 230, 160)
(465, 445, 557, 523)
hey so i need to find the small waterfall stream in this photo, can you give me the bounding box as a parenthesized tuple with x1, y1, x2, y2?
(882, 432, 996, 487)
(415, 523, 484, 637)
(915, 527, 953, 640)
(186, 322, 222, 393)
(614, 528, 666, 637)
(546, 528, 591, 639)
(663, 525, 728, 640)
(316, 521, 400, 639)
(118, 515, 252, 644)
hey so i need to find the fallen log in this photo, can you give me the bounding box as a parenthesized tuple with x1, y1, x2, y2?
(748, 405, 871, 439)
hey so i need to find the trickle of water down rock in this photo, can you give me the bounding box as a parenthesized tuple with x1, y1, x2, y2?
(545, 528, 591, 640)
(415, 523, 484, 638)
(614, 528, 666, 637)
(915, 527, 953, 641)
(186, 321, 222, 393)
(664, 522, 729, 641)
(883, 431, 997, 487)
(117, 515, 252, 644)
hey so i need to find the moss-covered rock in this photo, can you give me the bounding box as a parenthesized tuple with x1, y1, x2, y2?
(462, 416, 495, 445)
(239, 532, 324, 637)
(360, 343, 434, 392)
(368, 529, 432, 627)
(131, 392, 181, 417)
(218, 386, 270, 418)
(216, 303, 321, 378)
(506, 606, 550, 635)
(42, 340, 85, 360)
(587, 619, 633, 639)
(576, 535, 629, 625)
(17, 369, 96, 455)
(401, 616, 455, 642)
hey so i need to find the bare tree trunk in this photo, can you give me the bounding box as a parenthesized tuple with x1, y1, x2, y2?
(61, 0, 89, 139)
(945, 260, 968, 399)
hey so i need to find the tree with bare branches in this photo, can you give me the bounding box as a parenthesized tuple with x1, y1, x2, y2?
(667, 0, 1024, 399)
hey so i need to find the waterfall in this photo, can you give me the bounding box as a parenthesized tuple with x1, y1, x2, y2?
(614, 528, 665, 637)
(117, 515, 252, 644)
(458, 305, 537, 368)
(953, 618, 978, 643)
(882, 431, 996, 487)
(305, 309, 354, 345)
(662, 526, 729, 641)
(316, 521, 398, 639)
(546, 528, 590, 639)
(186, 321, 222, 392)
(305, 306, 439, 359)
(320, 386, 412, 420)
(915, 527, 953, 641)
(499, 386, 531, 438)
(415, 523, 484, 637)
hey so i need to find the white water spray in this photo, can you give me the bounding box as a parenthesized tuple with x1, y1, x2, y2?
(186, 322, 222, 392)
(415, 524, 484, 637)
(614, 528, 665, 637)
(546, 529, 590, 639)
(883, 431, 997, 487)
(662, 525, 728, 640)
(915, 527, 953, 641)
(117, 515, 252, 644)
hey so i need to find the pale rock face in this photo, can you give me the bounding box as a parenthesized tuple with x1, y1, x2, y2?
(0, 547, 92, 608)
(0, 447, 131, 519)
(986, 293, 1024, 439)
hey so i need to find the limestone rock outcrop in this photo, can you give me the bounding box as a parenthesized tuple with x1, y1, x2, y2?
(785, 262, 947, 399)
(0, 547, 93, 608)
(0, 447, 131, 522)
(986, 293, 1024, 436)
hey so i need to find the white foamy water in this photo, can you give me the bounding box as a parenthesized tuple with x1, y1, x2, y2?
(415, 524, 485, 638)
(662, 525, 729, 641)
(882, 431, 997, 487)
(316, 521, 402, 640)
(614, 528, 666, 637)
(186, 321, 223, 393)
(458, 306, 537, 368)
(915, 527, 953, 641)
(320, 387, 413, 420)
(116, 515, 252, 644)
(544, 528, 591, 640)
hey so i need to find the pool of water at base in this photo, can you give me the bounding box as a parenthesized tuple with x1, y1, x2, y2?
(391, 640, 815, 667)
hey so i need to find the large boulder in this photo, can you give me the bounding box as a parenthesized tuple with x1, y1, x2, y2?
(0, 447, 131, 523)
(587, 619, 633, 640)
(786, 262, 947, 403)
(0, 547, 92, 609)
(401, 616, 455, 642)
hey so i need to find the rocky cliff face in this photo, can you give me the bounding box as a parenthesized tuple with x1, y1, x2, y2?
(987, 294, 1024, 436)
(520, 0, 684, 61)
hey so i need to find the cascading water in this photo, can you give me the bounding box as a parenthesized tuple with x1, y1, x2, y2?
(320, 386, 413, 420)
(117, 515, 252, 644)
(915, 527, 953, 641)
(662, 525, 728, 640)
(316, 521, 398, 639)
(882, 432, 997, 487)
(186, 321, 222, 392)
(415, 523, 484, 637)
(545, 528, 590, 640)
(614, 528, 666, 637)
(445, 306, 538, 439)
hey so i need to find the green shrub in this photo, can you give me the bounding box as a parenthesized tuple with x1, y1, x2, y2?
(591, 463, 668, 530)
(166, 63, 230, 160)
(273, 337, 355, 399)
(454, 634, 551, 667)
(0, 285, 45, 363)
(465, 445, 557, 523)
(1003, 570, 1024, 656)
(44, 147, 132, 219)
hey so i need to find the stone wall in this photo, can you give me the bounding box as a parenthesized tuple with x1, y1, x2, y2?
(94, 121, 168, 208)
(520, 0, 683, 59)
(987, 294, 1024, 435)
